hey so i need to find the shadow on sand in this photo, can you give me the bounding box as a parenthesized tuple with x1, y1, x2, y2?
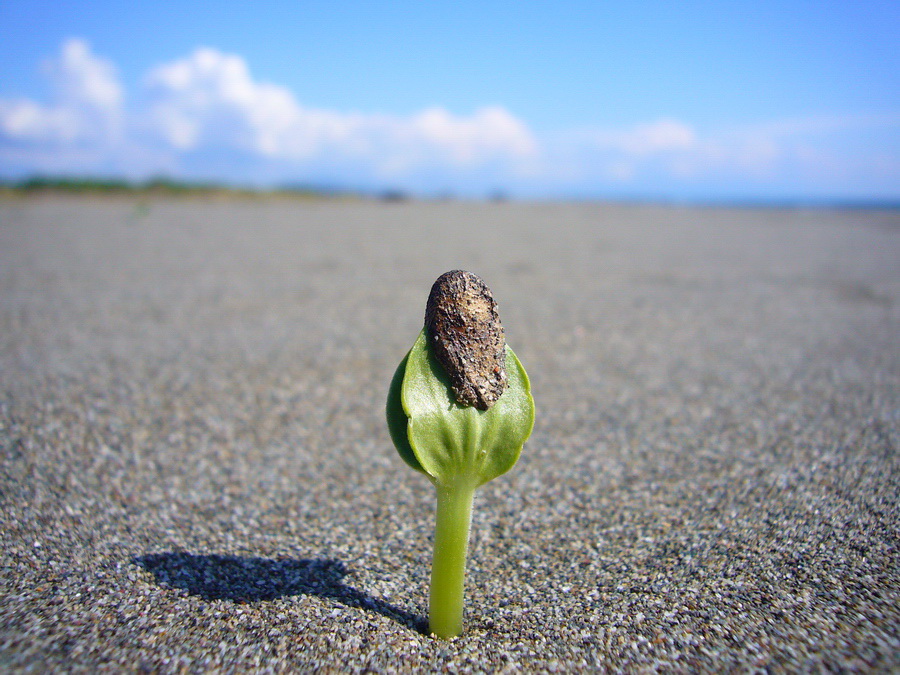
(133, 552, 426, 633)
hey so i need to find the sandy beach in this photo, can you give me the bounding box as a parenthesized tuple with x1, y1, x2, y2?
(1, 197, 897, 671)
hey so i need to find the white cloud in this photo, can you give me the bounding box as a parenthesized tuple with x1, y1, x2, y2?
(574, 117, 796, 180)
(409, 106, 537, 164)
(145, 47, 316, 153)
(1, 39, 897, 198)
(0, 38, 122, 146)
(143, 47, 537, 175)
(0, 99, 80, 144)
(47, 38, 123, 111)
(588, 118, 697, 156)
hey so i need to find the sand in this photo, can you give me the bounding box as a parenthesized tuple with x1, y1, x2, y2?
(1, 197, 897, 671)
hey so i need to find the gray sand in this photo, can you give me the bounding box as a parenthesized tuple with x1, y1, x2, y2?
(1, 198, 897, 672)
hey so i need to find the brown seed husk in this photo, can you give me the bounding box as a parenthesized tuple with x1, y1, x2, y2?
(424, 270, 508, 410)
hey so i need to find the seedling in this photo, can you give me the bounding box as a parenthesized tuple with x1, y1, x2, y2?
(387, 270, 534, 638)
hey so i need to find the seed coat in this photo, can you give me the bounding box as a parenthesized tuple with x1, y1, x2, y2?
(424, 270, 508, 410)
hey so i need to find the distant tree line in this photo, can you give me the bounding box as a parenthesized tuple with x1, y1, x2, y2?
(0, 176, 523, 202)
(0, 175, 348, 198)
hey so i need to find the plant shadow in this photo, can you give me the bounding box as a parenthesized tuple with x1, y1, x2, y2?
(133, 552, 426, 633)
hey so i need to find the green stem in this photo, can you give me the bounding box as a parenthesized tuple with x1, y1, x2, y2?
(429, 481, 476, 638)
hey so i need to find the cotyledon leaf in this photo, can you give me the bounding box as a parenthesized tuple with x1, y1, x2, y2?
(386, 348, 426, 474)
(398, 329, 534, 487)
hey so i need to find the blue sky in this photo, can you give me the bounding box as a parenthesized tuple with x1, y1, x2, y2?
(1, 0, 898, 201)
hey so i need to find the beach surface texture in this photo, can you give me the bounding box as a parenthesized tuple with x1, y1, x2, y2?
(1, 198, 897, 671)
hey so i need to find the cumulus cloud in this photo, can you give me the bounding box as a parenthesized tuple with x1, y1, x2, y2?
(0, 38, 122, 147)
(1, 39, 897, 198)
(143, 47, 537, 176)
(47, 38, 123, 112)
(571, 117, 791, 181)
(588, 119, 697, 156)
(145, 47, 323, 154)
(406, 106, 537, 165)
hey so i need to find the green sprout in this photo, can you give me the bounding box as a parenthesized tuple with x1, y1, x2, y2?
(387, 270, 535, 638)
